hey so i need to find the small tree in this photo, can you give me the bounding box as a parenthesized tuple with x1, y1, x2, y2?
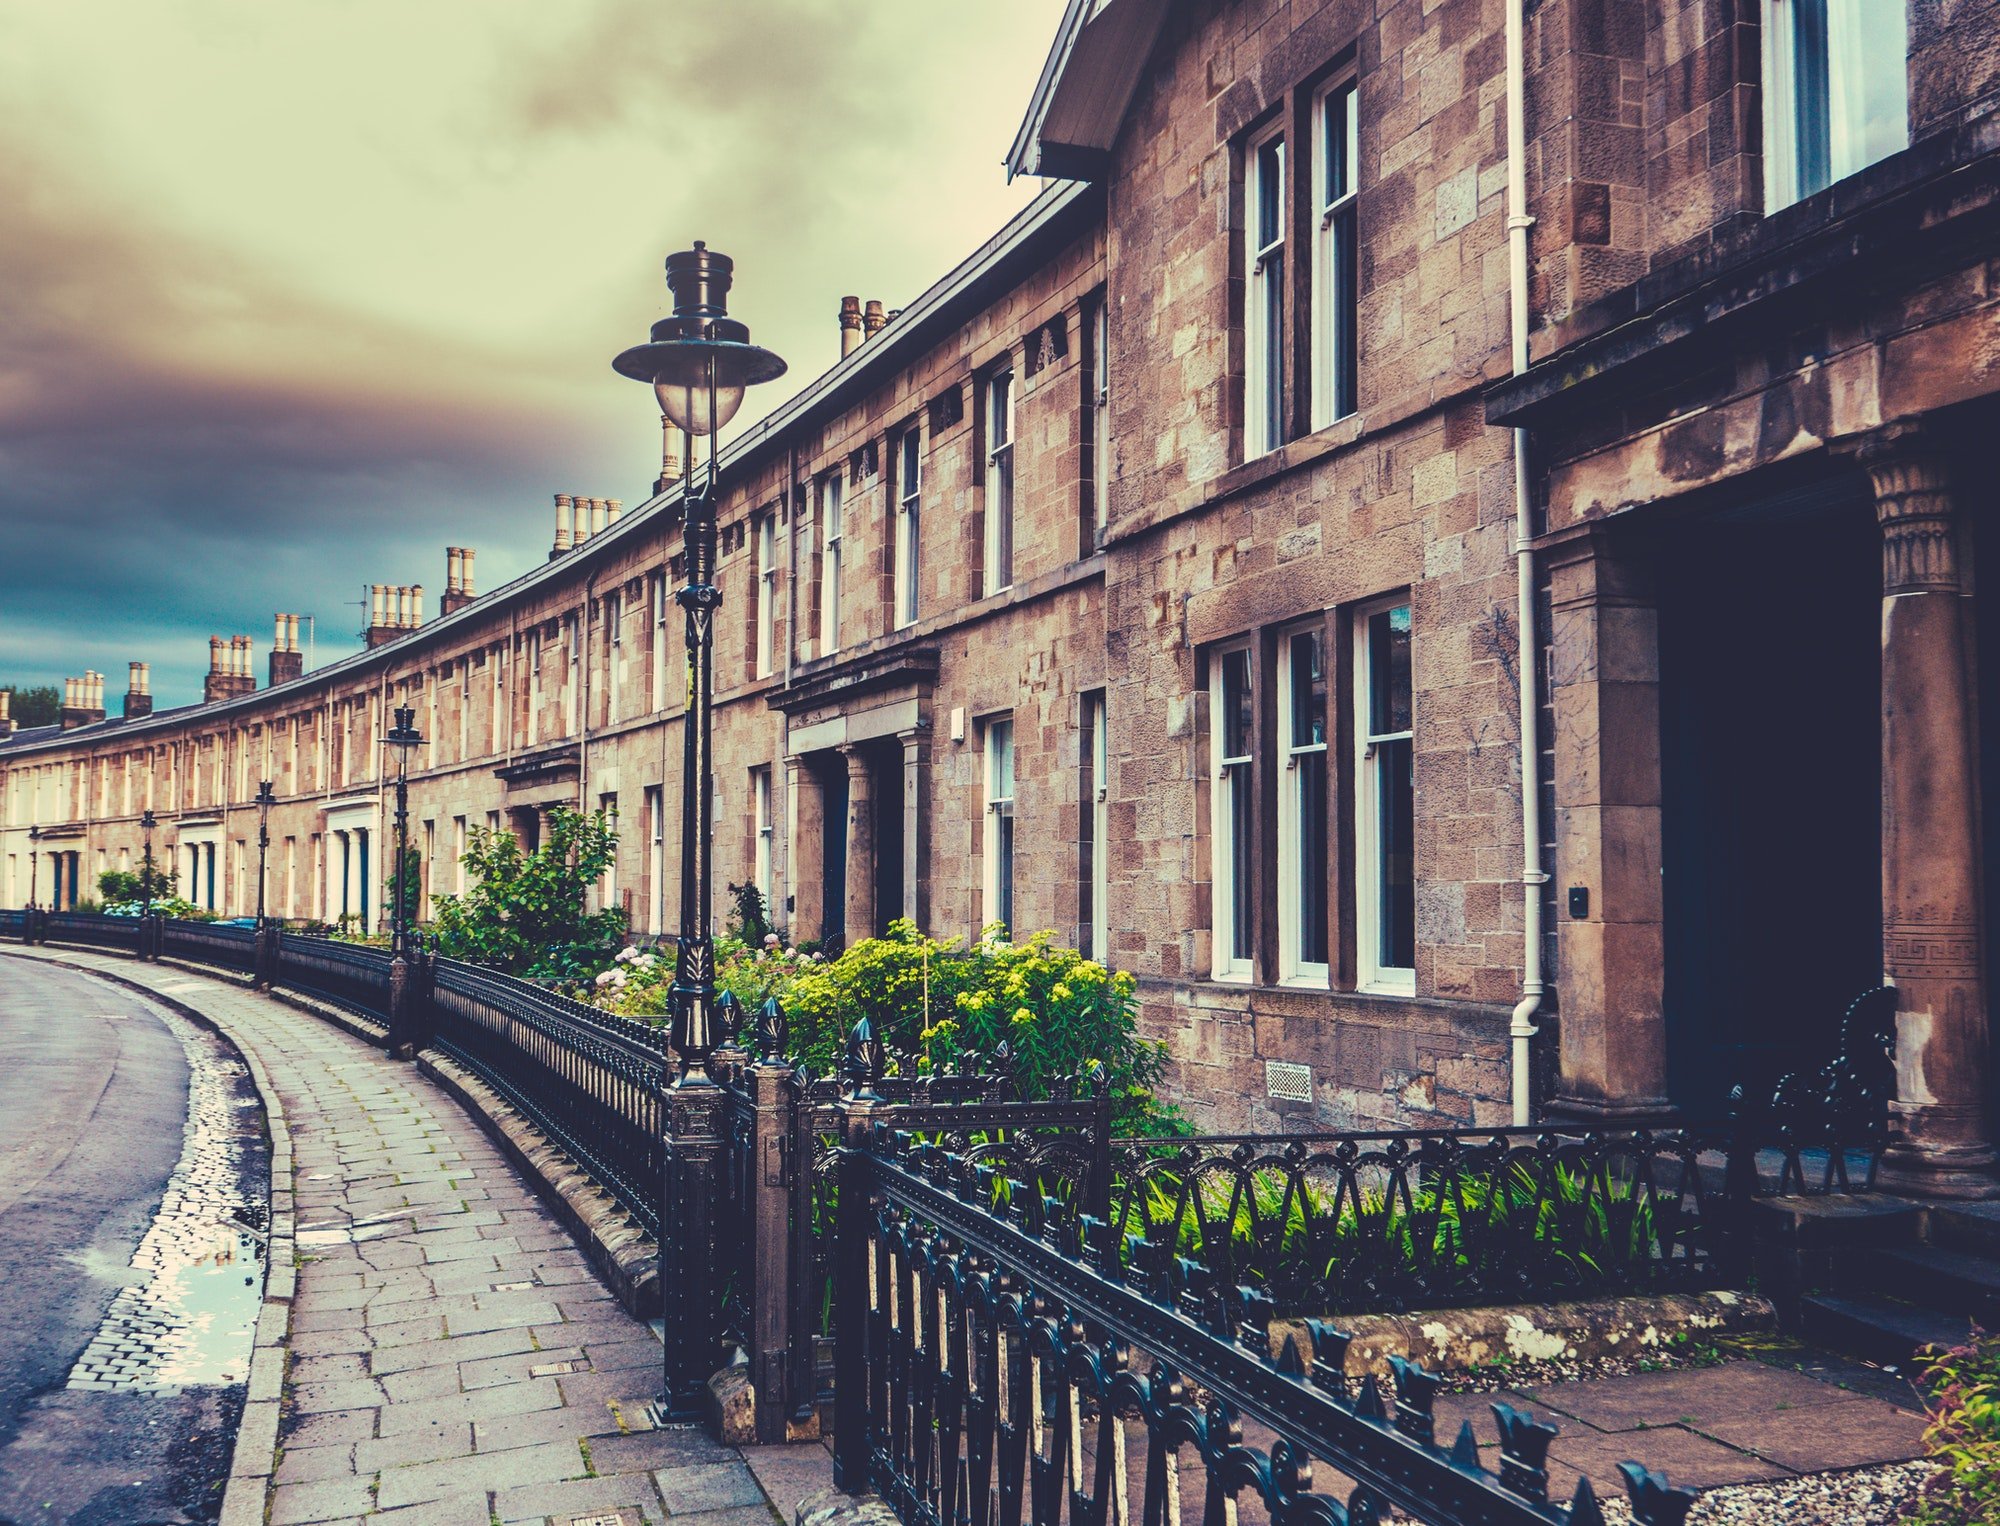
(383, 843, 422, 928)
(428, 807, 625, 978)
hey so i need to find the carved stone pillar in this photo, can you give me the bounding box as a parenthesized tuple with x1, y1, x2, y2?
(1868, 440, 1997, 1197)
(899, 729, 932, 932)
(786, 757, 823, 943)
(842, 745, 875, 950)
(1546, 529, 1673, 1122)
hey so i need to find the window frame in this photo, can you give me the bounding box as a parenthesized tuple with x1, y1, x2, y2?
(605, 590, 623, 722)
(1208, 641, 1258, 982)
(895, 426, 922, 630)
(1081, 690, 1109, 962)
(983, 368, 1015, 596)
(755, 515, 777, 677)
(1277, 620, 1332, 985)
(752, 766, 773, 905)
(1353, 594, 1416, 996)
(1311, 78, 1360, 430)
(819, 472, 844, 656)
(982, 716, 1016, 939)
(1244, 122, 1288, 461)
(1089, 297, 1111, 537)
(1762, 0, 1910, 212)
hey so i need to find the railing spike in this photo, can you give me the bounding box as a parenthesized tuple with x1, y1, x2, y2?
(1617, 1463, 1696, 1526)
(1355, 1374, 1387, 1421)
(1305, 1321, 1352, 1393)
(1449, 1419, 1481, 1469)
(1565, 1475, 1607, 1526)
(1386, 1355, 1440, 1444)
(1491, 1403, 1557, 1503)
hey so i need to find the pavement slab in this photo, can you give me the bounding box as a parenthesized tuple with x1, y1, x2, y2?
(8, 950, 816, 1526)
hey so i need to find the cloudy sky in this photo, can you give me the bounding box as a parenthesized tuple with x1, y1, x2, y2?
(0, 1, 1060, 707)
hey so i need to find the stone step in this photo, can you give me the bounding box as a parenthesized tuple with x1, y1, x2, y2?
(1798, 1292, 1976, 1370)
(1856, 1244, 2000, 1323)
(1927, 1200, 2000, 1257)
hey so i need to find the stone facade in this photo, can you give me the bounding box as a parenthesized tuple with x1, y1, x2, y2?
(6, 0, 2000, 1176)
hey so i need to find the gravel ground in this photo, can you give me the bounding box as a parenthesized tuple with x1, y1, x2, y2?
(1435, 1339, 1729, 1395)
(1596, 1459, 1934, 1525)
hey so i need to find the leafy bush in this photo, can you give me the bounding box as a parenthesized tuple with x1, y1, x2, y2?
(1906, 1326, 2000, 1524)
(102, 894, 213, 920)
(99, 866, 172, 903)
(428, 807, 625, 978)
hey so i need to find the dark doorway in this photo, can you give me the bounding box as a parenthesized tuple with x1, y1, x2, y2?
(817, 756, 848, 950)
(1658, 490, 1881, 1114)
(870, 744, 905, 936)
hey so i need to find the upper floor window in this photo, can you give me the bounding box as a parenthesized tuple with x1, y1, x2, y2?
(1089, 298, 1111, 535)
(651, 573, 670, 708)
(755, 515, 777, 677)
(1355, 598, 1415, 994)
(1764, 0, 1908, 211)
(605, 591, 623, 721)
(1313, 81, 1359, 429)
(819, 473, 844, 655)
(895, 427, 922, 629)
(984, 369, 1015, 595)
(1209, 643, 1256, 980)
(751, 765, 773, 904)
(1245, 126, 1287, 460)
(1080, 690, 1109, 962)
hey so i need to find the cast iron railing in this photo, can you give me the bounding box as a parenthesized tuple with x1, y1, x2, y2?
(429, 955, 669, 1239)
(273, 932, 393, 1027)
(162, 917, 259, 973)
(43, 909, 143, 952)
(836, 1125, 1698, 1526)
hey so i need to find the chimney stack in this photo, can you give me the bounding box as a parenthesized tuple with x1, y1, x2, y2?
(657, 418, 687, 494)
(124, 661, 154, 719)
(269, 614, 303, 686)
(552, 494, 574, 558)
(839, 295, 863, 357)
(203, 636, 254, 703)
(62, 670, 108, 729)
(863, 299, 886, 338)
(441, 547, 477, 616)
(0, 688, 12, 740)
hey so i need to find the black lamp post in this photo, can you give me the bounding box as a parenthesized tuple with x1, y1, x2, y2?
(139, 809, 158, 959)
(383, 705, 424, 1053)
(614, 242, 785, 1417)
(254, 781, 276, 927)
(27, 824, 41, 910)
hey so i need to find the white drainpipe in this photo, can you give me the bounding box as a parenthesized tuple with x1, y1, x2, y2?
(1505, 0, 1544, 1127)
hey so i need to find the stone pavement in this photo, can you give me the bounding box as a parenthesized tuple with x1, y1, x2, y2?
(13, 948, 821, 1526)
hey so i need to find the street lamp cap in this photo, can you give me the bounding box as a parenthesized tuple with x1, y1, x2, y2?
(665, 242, 734, 319)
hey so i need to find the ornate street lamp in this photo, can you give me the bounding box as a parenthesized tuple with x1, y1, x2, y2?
(27, 824, 41, 910)
(613, 242, 785, 1417)
(383, 708, 422, 957)
(615, 243, 786, 1076)
(254, 781, 276, 927)
(140, 809, 158, 918)
(383, 705, 424, 1053)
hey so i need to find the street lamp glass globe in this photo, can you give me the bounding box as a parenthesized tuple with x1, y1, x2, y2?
(654, 375, 745, 437)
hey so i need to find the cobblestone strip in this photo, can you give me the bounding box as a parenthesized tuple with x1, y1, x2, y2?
(12, 948, 798, 1526)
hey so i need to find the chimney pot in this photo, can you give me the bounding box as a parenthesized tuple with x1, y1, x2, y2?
(863, 299, 886, 337)
(209, 635, 223, 672)
(606, 498, 624, 524)
(659, 416, 686, 491)
(840, 295, 863, 357)
(411, 584, 424, 625)
(462, 548, 475, 596)
(554, 493, 574, 553)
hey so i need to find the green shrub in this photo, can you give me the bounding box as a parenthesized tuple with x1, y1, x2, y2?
(1907, 1326, 2000, 1524)
(428, 807, 625, 978)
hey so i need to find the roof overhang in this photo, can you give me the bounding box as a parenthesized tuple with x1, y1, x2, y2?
(1006, 0, 1173, 182)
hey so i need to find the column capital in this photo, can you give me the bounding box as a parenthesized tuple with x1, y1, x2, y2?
(1845, 425, 1961, 594)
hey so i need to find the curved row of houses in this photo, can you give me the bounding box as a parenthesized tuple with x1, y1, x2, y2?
(6, 0, 1997, 1193)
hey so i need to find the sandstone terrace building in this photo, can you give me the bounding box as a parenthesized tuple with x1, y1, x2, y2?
(6, 0, 1999, 1193)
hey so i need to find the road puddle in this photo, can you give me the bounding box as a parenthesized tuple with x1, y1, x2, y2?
(66, 1004, 268, 1391)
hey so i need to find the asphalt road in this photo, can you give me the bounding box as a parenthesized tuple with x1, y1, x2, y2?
(0, 957, 255, 1525)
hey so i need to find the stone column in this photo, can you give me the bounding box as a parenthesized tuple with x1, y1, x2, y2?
(1867, 439, 1997, 1197)
(1546, 530, 1673, 1121)
(842, 745, 875, 950)
(786, 757, 824, 944)
(899, 728, 932, 932)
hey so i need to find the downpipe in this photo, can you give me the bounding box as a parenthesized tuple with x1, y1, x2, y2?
(1505, 0, 1545, 1126)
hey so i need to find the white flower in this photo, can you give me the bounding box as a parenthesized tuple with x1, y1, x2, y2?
(763, 933, 780, 948)
(595, 970, 615, 987)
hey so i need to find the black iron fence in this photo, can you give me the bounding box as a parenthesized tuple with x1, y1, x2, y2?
(43, 910, 143, 953)
(272, 933, 393, 1029)
(837, 1124, 1698, 1526)
(430, 956, 668, 1239)
(162, 917, 259, 973)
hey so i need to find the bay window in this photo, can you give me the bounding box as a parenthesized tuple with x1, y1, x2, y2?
(1355, 599, 1415, 993)
(1209, 644, 1256, 980)
(1278, 625, 1330, 982)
